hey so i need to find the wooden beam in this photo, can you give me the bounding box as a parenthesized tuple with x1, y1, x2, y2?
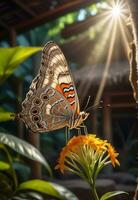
(15, 0, 100, 31)
(0, 0, 100, 40)
(9, 28, 16, 46)
(106, 91, 133, 96)
(1, 9, 19, 18)
(111, 102, 137, 108)
(11, 0, 36, 17)
(28, 132, 41, 179)
(103, 95, 112, 142)
(113, 114, 136, 118)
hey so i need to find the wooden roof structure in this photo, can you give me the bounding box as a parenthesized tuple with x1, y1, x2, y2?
(75, 61, 129, 87)
(61, 13, 130, 65)
(0, 0, 100, 41)
(0, 0, 128, 65)
(74, 61, 133, 103)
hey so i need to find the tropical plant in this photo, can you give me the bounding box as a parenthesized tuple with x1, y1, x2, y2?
(0, 46, 41, 84)
(0, 132, 78, 200)
(0, 46, 42, 123)
(56, 134, 127, 200)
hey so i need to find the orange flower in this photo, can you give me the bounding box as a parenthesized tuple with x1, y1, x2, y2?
(56, 134, 123, 200)
(107, 143, 120, 167)
(55, 134, 112, 173)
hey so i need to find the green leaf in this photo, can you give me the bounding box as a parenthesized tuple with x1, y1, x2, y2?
(100, 191, 128, 200)
(12, 191, 45, 200)
(0, 108, 13, 122)
(51, 182, 79, 200)
(0, 46, 42, 84)
(0, 161, 10, 170)
(17, 179, 64, 200)
(0, 132, 52, 176)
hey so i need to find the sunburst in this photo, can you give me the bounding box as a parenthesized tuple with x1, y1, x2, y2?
(92, 0, 130, 104)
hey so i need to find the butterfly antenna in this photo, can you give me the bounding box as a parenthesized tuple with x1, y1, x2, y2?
(85, 101, 103, 112)
(84, 96, 91, 110)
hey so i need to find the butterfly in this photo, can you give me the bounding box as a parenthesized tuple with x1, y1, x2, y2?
(18, 41, 89, 133)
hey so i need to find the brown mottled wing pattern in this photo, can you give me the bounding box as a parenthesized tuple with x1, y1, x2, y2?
(19, 41, 80, 133)
(20, 87, 72, 133)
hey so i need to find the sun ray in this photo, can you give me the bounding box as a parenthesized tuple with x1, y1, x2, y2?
(78, 13, 117, 102)
(77, 0, 130, 104)
(94, 18, 118, 105)
(91, 0, 130, 105)
(88, 17, 115, 64)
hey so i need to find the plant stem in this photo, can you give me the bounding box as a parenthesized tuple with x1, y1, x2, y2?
(90, 178, 99, 200)
(2, 145, 18, 189)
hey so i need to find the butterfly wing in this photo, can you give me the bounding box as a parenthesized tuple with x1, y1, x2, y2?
(20, 86, 72, 133)
(19, 41, 80, 133)
(28, 41, 80, 114)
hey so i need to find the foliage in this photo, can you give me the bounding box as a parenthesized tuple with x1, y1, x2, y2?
(0, 132, 78, 200)
(0, 45, 42, 130)
(17, 179, 78, 200)
(100, 191, 128, 200)
(0, 46, 41, 84)
(18, 179, 63, 198)
(0, 132, 51, 175)
(23, 2, 107, 46)
(0, 108, 12, 122)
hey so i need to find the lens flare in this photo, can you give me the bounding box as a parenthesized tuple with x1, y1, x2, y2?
(111, 4, 122, 17)
(108, 0, 127, 19)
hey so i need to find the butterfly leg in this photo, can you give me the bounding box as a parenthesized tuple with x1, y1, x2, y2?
(84, 125, 88, 135)
(79, 124, 88, 135)
(76, 127, 81, 135)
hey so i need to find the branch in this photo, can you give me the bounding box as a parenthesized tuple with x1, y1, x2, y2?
(129, 42, 138, 103)
(126, 0, 138, 103)
(134, 178, 138, 200)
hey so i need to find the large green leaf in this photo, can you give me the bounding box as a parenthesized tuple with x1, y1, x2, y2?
(100, 191, 127, 200)
(0, 46, 41, 83)
(12, 191, 46, 200)
(17, 180, 79, 200)
(0, 132, 52, 176)
(51, 182, 79, 200)
(0, 108, 13, 122)
(17, 179, 63, 200)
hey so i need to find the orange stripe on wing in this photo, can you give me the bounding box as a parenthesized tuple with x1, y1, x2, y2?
(56, 84, 63, 94)
(56, 83, 76, 110)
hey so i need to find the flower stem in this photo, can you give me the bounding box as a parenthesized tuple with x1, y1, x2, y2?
(90, 178, 99, 200)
